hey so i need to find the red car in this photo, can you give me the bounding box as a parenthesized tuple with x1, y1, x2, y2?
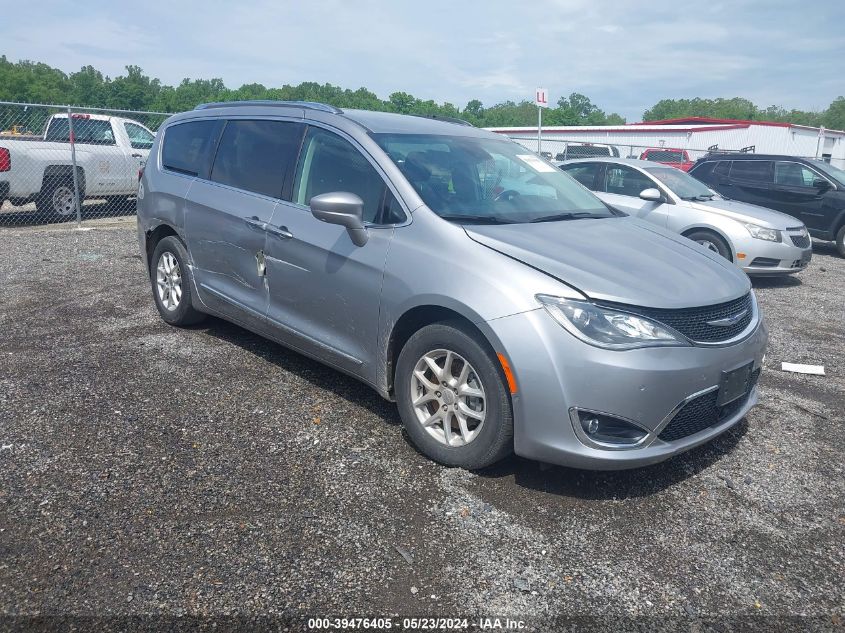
(639, 148, 694, 171)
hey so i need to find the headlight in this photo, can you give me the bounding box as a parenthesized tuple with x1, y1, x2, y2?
(744, 223, 781, 242)
(536, 295, 690, 350)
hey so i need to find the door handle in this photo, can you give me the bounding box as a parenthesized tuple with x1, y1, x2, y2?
(266, 224, 293, 240)
(131, 153, 143, 158)
(244, 216, 267, 232)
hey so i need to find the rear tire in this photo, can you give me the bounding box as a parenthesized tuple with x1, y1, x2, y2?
(835, 225, 845, 258)
(395, 321, 513, 469)
(150, 236, 206, 326)
(686, 230, 732, 261)
(35, 180, 76, 220)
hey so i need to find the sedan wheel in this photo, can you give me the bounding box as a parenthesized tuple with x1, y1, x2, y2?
(696, 238, 721, 253)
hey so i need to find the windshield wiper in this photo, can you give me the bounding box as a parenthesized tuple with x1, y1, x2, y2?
(438, 214, 514, 224)
(529, 212, 605, 223)
(682, 194, 715, 201)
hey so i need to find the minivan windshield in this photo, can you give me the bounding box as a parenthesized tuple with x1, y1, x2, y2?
(645, 166, 718, 201)
(373, 133, 614, 223)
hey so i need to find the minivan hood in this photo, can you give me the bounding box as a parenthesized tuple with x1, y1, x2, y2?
(465, 217, 750, 309)
(688, 198, 803, 229)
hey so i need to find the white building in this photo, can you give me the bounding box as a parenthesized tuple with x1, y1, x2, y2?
(488, 117, 845, 168)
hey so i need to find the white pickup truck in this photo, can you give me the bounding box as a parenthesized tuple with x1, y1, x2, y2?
(0, 113, 155, 217)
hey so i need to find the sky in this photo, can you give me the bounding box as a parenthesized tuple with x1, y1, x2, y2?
(3, 0, 844, 121)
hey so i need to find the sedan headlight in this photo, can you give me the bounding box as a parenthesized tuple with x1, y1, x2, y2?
(745, 223, 781, 242)
(536, 295, 689, 350)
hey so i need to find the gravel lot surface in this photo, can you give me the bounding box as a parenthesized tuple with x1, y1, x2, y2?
(0, 219, 842, 630)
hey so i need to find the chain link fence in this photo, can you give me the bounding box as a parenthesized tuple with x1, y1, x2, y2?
(518, 138, 751, 167)
(0, 102, 170, 227)
(507, 136, 845, 170)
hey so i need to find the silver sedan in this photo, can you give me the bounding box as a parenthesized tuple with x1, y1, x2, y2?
(558, 158, 812, 276)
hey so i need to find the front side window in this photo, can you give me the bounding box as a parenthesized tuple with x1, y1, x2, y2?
(811, 160, 845, 187)
(374, 133, 611, 223)
(560, 163, 601, 189)
(124, 122, 155, 150)
(294, 127, 396, 224)
(713, 161, 731, 177)
(161, 120, 220, 177)
(211, 120, 304, 198)
(730, 160, 773, 182)
(602, 165, 654, 197)
(45, 117, 115, 145)
(774, 162, 818, 187)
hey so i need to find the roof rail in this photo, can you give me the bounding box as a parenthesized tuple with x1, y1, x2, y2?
(408, 113, 474, 127)
(194, 100, 343, 114)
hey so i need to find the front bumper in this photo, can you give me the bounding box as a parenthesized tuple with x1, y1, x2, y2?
(739, 234, 811, 276)
(484, 307, 768, 470)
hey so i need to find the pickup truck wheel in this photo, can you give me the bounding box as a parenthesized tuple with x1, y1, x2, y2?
(35, 182, 76, 219)
(395, 321, 513, 469)
(835, 225, 845, 258)
(150, 236, 206, 326)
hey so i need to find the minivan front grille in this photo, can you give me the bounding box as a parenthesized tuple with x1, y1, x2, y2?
(604, 293, 754, 343)
(658, 368, 761, 442)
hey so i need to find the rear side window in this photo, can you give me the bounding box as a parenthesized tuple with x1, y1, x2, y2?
(161, 120, 219, 177)
(45, 117, 115, 145)
(603, 165, 654, 197)
(561, 163, 600, 189)
(294, 127, 395, 224)
(210, 120, 305, 198)
(730, 161, 772, 182)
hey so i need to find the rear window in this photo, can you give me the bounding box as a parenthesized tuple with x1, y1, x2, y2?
(642, 150, 685, 162)
(730, 160, 773, 182)
(45, 117, 115, 145)
(556, 145, 613, 160)
(161, 120, 220, 177)
(210, 120, 304, 198)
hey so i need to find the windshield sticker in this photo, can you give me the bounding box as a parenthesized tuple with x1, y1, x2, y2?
(516, 154, 557, 173)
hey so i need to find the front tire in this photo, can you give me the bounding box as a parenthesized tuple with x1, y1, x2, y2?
(395, 321, 513, 469)
(835, 225, 845, 258)
(686, 230, 732, 261)
(150, 236, 205, 326)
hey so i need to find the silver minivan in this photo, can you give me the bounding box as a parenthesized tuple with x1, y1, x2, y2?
(137, 101, 768, 470)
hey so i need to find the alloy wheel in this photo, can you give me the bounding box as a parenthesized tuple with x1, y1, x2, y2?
(410, 349, 486, 447)
(156, 252, 182, 311)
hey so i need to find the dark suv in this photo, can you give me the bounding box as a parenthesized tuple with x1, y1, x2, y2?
(690, 154, 845, 256)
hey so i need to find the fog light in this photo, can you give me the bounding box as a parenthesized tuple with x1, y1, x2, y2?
(571, 409, 649, 449)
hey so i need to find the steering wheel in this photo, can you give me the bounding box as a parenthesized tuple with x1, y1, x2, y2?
(494, 189, 521, 202)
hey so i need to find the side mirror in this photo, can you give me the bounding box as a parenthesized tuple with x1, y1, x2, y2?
(812, 178, 831, 191)
(639, 188, 663, 202)
(309, 191, 369, 246)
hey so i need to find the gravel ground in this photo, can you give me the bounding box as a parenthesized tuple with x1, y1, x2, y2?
(0, 218, 842, 630)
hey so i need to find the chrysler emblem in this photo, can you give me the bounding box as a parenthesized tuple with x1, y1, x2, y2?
(707, 309, 748, 327)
